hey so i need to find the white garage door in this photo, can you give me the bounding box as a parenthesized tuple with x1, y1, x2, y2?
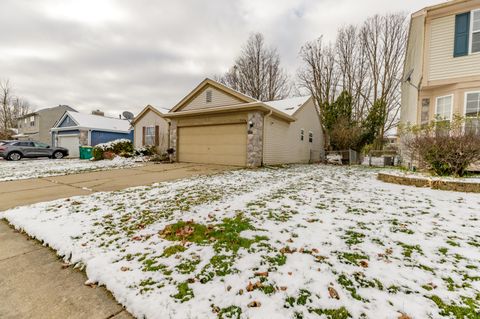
(177, 124, 247, 166)
(57, 135, 80, 158)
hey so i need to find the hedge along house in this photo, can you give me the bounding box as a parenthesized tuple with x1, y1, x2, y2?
(162, 78, 324, 167)
(51, 111, 133, 158)
(131, 105, 170, 153)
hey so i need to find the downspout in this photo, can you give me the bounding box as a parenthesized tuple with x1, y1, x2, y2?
(262, 109, 273, 166)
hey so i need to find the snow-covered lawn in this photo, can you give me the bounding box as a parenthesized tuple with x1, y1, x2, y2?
(0, 157, 142, 181)
(2, 165, 480, 319)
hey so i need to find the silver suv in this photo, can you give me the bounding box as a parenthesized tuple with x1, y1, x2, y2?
(0, 141, 69, 161)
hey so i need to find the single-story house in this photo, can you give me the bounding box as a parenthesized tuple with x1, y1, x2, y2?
(162, 78, 324, 167)
(51, 111, 133, 157)
(131, 105, 170, 153)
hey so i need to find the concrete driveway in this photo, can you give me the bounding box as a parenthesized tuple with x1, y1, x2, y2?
(0, 162, 231, 211)
(0, 162, 233, 319)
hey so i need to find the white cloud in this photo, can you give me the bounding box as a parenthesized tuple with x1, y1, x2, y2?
(0, 0, 441, 115)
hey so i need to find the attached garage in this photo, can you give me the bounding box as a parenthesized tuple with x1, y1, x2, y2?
(57, 135, 80, 157)
(164, 78, 323, 168)
(178, 124, 247, 166)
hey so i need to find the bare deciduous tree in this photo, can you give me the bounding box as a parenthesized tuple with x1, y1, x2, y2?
(0, 79, 31, 135)
(297, 37, 339, 145)
(297, 12, 408, 150)
(217, 33, 291, 101)
(360, 13, 408, 138)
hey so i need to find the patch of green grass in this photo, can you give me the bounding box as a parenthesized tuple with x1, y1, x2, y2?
(284, 289, 313, 308)
(397, 242, 423, 258)
(172, 282, 194, 303)
(338, 274, 363, 301)
(217, 305, 242, 319)
(429, 294, 480, 319)
(446, 240, 460, 247)
(265, 253, 287, 270)
(337, 252, 369, 266)
(176, 258, 201, 274)
(438, 247, 449, 256)
(309, 307, 352, 319)
(342, 230, 365, 246)
(162, 245, 186, 257)
(197, 254, 235, 283)
(159, 215, 267, 253)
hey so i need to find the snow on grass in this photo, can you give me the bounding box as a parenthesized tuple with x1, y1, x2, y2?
(0, 157, 142, 181)
(3, 165, 480, 319)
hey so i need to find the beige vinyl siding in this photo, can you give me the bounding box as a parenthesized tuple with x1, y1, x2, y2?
(428, 14, 480, 81)
(401, 14, 425, 125)
(263, 99, 323, 165)
(133, 110, 169, 153)
(181, 85, 244, 111)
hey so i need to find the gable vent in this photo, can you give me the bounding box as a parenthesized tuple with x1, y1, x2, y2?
(206, 90, 212, 103)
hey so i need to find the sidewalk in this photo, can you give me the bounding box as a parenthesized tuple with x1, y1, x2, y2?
(0, 162, 232, 318)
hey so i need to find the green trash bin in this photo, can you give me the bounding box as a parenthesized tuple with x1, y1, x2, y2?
(79, 146, 93, 160)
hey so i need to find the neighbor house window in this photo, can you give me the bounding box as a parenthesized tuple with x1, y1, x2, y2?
(465, 92, 480, 134)
(145, 126, 155, 145)
(30, 116, 35, 127)
(454, 10, 480, 56)
(435, 95, 453, 121)
(421, 98, 430, 124)
(300, 129, 304, 141)
(206, 90, 212, 103)
(308, 132, 313, 143)
(471, 10, 480, 53)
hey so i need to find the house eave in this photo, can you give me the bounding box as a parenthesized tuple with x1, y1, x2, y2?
(51, 126, 132, 134)
(164, 102, 296, 122)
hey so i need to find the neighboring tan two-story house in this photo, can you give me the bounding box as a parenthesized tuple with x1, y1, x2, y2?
(162, 78, 323, 167)
(401, 0, 480, 130)
(14, 105, 77, 144)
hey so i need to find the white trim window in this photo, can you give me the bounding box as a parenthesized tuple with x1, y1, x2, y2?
(465, 91, 480, 134)
(471, 9, 480, 53)
(145, 126, 155, 145)
(300, 129, 304, 141)
(435, 95, 453, 121)
(30, 115, 35, 127)
(308, 131, 313, 143)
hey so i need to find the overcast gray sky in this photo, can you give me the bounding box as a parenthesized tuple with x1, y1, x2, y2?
(1, 0, 443, 116)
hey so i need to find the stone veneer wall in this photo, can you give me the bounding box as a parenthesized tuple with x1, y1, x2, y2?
(79, 130, 88, 146)
(246, 111, 264, 168)
(169, 120, 178, 161)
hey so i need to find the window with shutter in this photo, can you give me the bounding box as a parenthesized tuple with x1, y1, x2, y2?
(471, 10, 480, 53)
(145, 126, 155, 145)
(454, 12, 470, 57)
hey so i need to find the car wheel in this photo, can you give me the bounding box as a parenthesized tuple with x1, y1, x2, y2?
(8, 152, 22, 161)
(52, 151, 64, 159)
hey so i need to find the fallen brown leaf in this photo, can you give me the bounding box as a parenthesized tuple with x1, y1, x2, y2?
(328, 286, 340, 300)
(247, 301, 261, 308)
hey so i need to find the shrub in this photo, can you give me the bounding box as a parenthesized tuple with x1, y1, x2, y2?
(134, 145, 157, 156)
(92, 139, 134, 160)
(401, 116, 480, 176)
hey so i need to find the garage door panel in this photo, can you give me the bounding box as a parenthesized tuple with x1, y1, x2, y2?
(57, 135, 80, 158)
(178, 124, 247, 166)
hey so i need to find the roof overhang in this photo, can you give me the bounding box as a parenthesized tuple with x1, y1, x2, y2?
(163, 102, 296, 122)
(51, 126, 132, 134)
(169, 78, 258, 113)
(132, 105, 166, 125)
